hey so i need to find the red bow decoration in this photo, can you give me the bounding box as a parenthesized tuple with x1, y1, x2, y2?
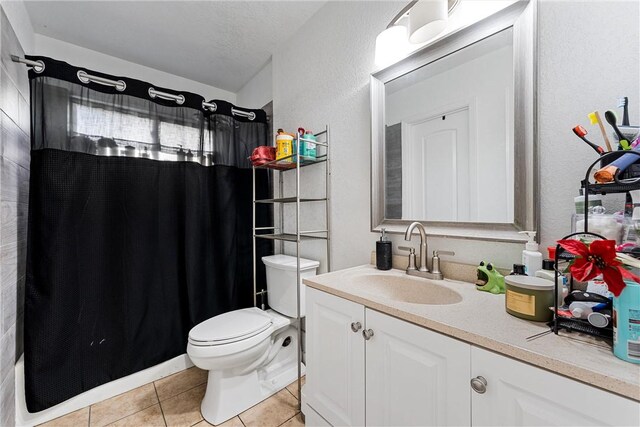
(557, 239, 640, 296)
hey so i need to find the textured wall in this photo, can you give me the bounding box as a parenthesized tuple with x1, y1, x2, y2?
(272, 0, 640, 270)
(537, 0, 640, 250)
(237, 59, 273, 109)
(0, 7, 30, 427)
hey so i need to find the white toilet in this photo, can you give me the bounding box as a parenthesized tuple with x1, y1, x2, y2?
(187, 254, 319, 425)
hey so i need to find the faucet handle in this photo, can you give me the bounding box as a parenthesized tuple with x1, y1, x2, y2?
(398, 246, 417, 271)
(433, 250, 455, 257)
(431, 250, 454, 275)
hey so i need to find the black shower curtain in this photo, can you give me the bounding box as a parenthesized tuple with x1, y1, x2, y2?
(24, 56, 272, 412)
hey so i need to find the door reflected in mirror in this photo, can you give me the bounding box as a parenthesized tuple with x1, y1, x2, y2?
(384, 28, 514, 223)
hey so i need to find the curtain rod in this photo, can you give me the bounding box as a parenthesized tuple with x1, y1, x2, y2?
(11, 55, 45, 73)
(11, 55, 256, 120)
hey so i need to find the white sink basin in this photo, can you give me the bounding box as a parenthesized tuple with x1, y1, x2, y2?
(346, 272, 462, 305)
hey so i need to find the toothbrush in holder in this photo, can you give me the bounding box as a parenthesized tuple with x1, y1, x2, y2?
(618, 97, 630, 126)
(604, 110, 631, 150)
(588, 111, 614, 151)
(572, 125, 604, 154)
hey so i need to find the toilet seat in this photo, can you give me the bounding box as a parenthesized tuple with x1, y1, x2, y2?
(188, 307, 273, 347)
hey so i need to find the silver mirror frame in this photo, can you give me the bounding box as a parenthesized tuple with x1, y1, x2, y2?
(371, 0, 538, 243)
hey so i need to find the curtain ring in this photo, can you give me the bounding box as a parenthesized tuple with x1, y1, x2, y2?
(149, 87, 185, 105)
(77, 70, 90, 84)
(77, 70, 126, 91)
(202, 101, 217, 112)
(33, 60, 45, 74)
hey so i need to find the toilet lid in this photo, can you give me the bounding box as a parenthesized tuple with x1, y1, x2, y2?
(189, 307, 273, 344)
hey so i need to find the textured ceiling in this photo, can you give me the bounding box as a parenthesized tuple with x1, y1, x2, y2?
(24, 1, 326, 92)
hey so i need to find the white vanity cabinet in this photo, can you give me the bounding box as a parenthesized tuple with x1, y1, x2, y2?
(305, 287, 470, 426)
(306, 287, 640, 427)
(471, 346, 640, 426)
(365, 309, 471, 426)
(305, 287, 366, 427)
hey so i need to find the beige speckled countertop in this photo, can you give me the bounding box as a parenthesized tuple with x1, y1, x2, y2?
(303, 264, 640, 402)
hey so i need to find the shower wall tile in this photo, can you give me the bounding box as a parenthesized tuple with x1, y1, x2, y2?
(0, 240, 27, 283)
(1, 202, 28, 248)
(1, 261, 16, 287)
(0, 325, 15, 381)
(0, 6, 29, 426)
(0, 240, 18, 266)
(0, 12, 29, 100)
(0, 70, 19, 122)
(1, 267, 16, 334)
(1, 111, 30, 169)
(0, 157, 29, 203)
(0, 369, 15, 427)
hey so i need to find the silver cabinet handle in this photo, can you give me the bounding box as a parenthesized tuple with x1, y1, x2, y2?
(470, 376, 487, 394)
(350, 322, 362, 333)
(362, 329, 374, 340)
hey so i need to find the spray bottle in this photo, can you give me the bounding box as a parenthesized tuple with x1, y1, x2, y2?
(519, 231, 542, 275)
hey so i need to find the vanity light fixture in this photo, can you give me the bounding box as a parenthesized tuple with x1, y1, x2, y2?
(374, 0, 460, 67)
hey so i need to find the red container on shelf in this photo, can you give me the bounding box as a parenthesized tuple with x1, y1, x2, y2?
(250, 146, 276, 166)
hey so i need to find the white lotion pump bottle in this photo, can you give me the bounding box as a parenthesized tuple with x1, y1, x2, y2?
(519, 231, 542, 275)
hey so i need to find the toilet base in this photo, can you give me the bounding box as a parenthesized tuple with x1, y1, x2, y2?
(200, 327, 305, 425)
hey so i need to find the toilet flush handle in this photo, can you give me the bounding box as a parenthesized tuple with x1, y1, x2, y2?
(256, 289, 267, 310)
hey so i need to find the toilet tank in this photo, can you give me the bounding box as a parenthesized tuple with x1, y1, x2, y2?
(262, 255, 320, 317)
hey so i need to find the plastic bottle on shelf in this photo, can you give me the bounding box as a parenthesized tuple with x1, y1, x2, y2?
(302, 130, 317, 160)
(275, 129, 294, 163)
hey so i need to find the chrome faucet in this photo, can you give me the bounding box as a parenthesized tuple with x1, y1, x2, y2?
(404, 222, 428, 272)
(403, 222, 455, 280)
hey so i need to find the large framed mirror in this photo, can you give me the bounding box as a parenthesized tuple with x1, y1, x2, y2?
(371, 0, 537, 242)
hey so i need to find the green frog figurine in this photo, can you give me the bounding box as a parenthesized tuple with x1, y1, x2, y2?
(476, 261, 505, 294)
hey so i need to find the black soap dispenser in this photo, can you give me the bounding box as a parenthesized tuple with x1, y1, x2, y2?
(376, 228, 392, 270)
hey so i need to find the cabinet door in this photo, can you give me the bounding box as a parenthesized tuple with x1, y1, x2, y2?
(471, 346, 640, 426)
(305, 287, 365, 426)
(365, 309, 471, 426)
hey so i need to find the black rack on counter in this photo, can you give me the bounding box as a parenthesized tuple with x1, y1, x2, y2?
(555, 151, 640, 340)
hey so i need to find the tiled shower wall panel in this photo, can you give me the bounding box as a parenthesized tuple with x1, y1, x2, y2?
(0, 7, 30, 427)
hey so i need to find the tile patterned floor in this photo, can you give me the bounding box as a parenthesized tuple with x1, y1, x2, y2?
(38, 368, 306, 427)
